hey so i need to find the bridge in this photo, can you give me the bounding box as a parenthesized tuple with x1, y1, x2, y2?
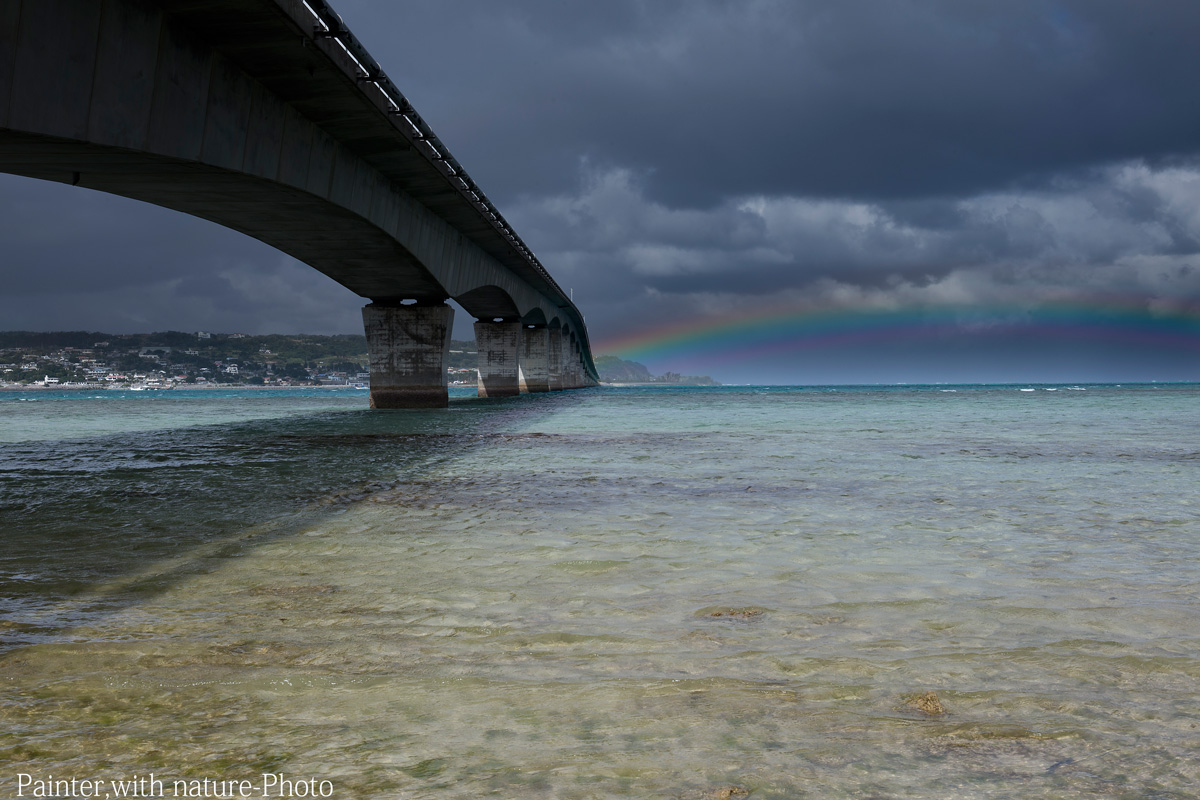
(0, 0, 598, 407)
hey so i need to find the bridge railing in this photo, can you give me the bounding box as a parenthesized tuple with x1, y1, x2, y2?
(299, 0, 569, 306)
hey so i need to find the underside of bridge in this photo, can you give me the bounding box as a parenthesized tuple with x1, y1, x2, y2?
(0, 0, 598, 406)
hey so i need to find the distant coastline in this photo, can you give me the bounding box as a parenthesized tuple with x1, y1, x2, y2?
(0, 330, 459, 390)
(1, 330, 720, 389)
(593, 354, 719, 385)
(0, 383, 371, 391)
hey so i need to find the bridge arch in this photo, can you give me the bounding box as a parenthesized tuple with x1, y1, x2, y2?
(520, 307, 549, 327)
(455, 285, 522, 322)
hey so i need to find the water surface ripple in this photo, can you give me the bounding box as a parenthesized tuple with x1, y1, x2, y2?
(2, 385, 1198, 798)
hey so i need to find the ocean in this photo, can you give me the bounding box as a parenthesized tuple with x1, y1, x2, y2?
(1, 384, 1198, 799)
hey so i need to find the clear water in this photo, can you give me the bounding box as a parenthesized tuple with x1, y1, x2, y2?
(2, 385, 1199, 799)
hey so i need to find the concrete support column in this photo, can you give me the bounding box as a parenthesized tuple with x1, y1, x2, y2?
(559, 329, 573, 389)
(474, 321, 521, 397)
(518, 326, 550, 393)
(547, 328, 564, 390)
(563, 350, 577, 389)
(565, 336, 581, 389)
(362, 302, 453, 409)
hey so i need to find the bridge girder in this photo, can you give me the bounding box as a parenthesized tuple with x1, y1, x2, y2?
(0, 0, 599, 391)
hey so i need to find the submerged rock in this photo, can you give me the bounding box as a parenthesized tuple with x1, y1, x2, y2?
(676, 784, 750, 800)
(712, 787, 749, 799)
(0, 620, 40, 632)
(907, 691, 947, 716)
(702, 607, 765, 620)
(248, 584, 337, 596)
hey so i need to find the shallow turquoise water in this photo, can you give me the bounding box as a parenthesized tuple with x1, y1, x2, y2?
(2, 385, 1199, 798)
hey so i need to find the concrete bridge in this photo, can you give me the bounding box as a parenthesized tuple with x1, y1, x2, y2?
(0, 0, 598, 406)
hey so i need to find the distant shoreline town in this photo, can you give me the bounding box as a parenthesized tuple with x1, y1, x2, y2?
(0, 331, 717, 389)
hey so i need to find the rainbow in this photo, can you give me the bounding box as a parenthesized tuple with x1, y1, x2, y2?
(597, 297, 1200, 367)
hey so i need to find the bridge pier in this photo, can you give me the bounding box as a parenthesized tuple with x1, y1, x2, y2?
(572, 338, 586, 388)
(474, 321, 521, 397)
(547, 328, 564, 390)
(363, 302, 453, 409)
(562, 350, 575, 388)
(518, 326, 550, 393)
(562, 330, 579, 389)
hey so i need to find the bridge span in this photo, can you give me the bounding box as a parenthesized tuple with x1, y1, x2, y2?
(0, 0, 598, 406)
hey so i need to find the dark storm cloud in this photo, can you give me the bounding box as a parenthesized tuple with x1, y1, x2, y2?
(2, 0, 1200, 373)
(340, 0, 1200, 205)
(0, 176, 259, 295)
(0, 174, 364, 334)
(507, 161, 1200, 313)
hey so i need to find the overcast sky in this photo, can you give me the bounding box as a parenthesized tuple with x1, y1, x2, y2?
(3, 0, 1200, 382)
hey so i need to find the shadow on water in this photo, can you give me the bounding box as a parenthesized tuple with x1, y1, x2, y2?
(0, 389, 598, 653)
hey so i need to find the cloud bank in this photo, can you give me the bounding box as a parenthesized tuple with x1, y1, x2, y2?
(2, 0, 1199, 380)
